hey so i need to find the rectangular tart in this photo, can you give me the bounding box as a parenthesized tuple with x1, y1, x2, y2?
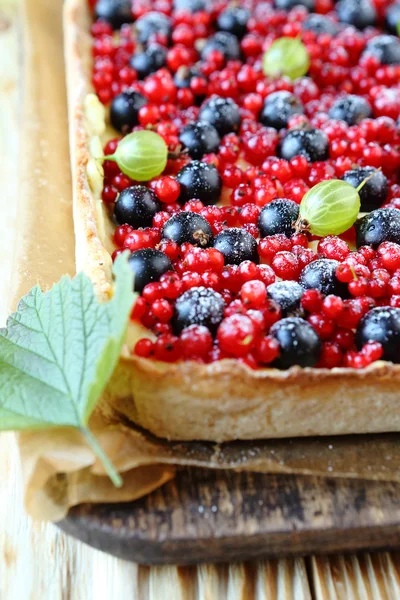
(63, 0, 400, 442)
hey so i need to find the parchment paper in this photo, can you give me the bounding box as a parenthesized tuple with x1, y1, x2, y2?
(19, 412, 400, 521)
(13, 0, 400, 522)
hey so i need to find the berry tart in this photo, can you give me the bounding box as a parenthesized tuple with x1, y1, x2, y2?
(64, 0, 400, 441)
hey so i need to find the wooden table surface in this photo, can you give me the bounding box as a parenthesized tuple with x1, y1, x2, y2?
(1, 0, 400, 598)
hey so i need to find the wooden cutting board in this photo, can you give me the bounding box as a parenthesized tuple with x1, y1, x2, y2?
(59, 469, 400, 565)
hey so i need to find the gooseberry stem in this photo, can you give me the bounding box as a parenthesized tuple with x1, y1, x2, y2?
(356, 168, 382, 193)
(100, 154, 116, 162)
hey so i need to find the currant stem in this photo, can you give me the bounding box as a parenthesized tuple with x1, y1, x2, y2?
(167, 151, 181, 160)
(80, 426, 123, 488)
(294, 216, 311, 235)
(349, 265, 358, 281)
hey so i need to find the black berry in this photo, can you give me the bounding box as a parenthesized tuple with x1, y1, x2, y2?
(128, 249, 172, 293)
(173, 287, 225, 335)
(274, 0, 314, 10)
(267, 281, 304, 316)
(174, 66, 197, 90)
(299, 259, 349, 297)
(162, 212, 214, 247)
(94, 0, 133, 29)
(134, 11, 172, 45)
(356, 307, 400, 362)
(385, 4, 400, 35)
(270, 317, 321, 369)
(217, 7, 250, 38)
(110, 91, 147, 133)
(277, 128, 330, 163)
(174, 67, 207, 104)
(302, 13, 339, 35)
(258, 199, 299, 239)
(174, 67, 192, 89)
(355, 208, 400, 249)
(130, 44, 167, 80)
(342, 167, 389, 212)
(173, 0, 209, 11)
(199, 96, 241, 136)
(177, 160, 222, 206)
(328, 94, 372, 125)
(336, 0, 376, 30)
(179, 122, 221, 159)
(260, 91, 304, 131)
(114, 186, 161, 228)
(174, 66, 202, 88)
(201, 32, 241, 62)
(363, 34, 400, 65)
(213, 228, 259, 265)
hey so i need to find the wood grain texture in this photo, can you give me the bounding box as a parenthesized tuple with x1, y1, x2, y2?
(310, 553, 400, 599)
(61, 470, 400, 565)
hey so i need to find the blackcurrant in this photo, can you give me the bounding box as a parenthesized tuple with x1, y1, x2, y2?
(356, 307, 400, 362)
(217, 7, 250, 39)
(274, 0, 315, 10)
(174, 67, 207, 104)
(174, 67, 192, 89)
(342, 167, 389, 212)
(172, 287, 225, 335)
(174, 66, 202, 88)
(128, 249, 172, 292)
(299, 259, 349, 297)
(260, 91, 304, 131)
(336, 0, 376, 30)
(277, 128, 330, 163)
(267, 281, 304, 316)
(94, 0, 133, 29)
(176, 161, 222, 206)
(162, 212, 214, 247)
(386, 3, 400, 35)
(110, 91, 147, 133)
(328, 94, 372, 125)
(130, 44, 167, 80)
(173, 0, 209, 11)
(213, 228, 259, 265)
(200, 32, 242, 62)
(355, 208, 400, 249)
(198, 96, 241, 136)
(302, 13, 339, 35)
(134, 11, 172, 45)
(114, 186, 161, 228)
(258, 199, 299, 238)
(362, 34, 400, 65)
(179, 122, 221, 159)
(270, 317, 321, 369)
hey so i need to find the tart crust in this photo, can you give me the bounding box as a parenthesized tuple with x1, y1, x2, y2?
(64, 0, 400, 442)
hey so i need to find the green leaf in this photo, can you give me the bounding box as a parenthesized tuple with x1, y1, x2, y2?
(0, 254, 135, 486)
(397, 20, 400, 36)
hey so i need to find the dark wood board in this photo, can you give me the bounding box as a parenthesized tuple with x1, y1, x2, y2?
(59, 469, 400, 565)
